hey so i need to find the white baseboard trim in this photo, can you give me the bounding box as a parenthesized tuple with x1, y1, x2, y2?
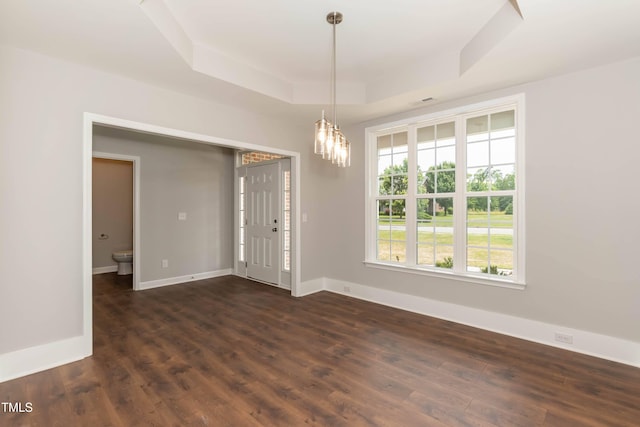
(321, 278, 640, 368)
(139, 268, 233, 290)
(295, 278, 325, 297)
(0, 335, 90, 383)
(92, 265, 117, 275)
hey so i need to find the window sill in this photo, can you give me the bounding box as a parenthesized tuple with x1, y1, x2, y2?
(363, 261, 526, 290)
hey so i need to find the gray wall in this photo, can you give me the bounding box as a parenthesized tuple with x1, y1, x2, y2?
(93, 127, 234, 282)
(0, 46, 323, 355)
(2, 41, 638, 362)
(323, 57, 640, 343)
(92, 158, 133, 269)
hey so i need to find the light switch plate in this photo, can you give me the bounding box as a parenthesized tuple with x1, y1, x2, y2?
(178, 212, 187, 221)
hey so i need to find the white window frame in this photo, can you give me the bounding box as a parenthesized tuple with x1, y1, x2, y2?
(364, 94, 526, 289)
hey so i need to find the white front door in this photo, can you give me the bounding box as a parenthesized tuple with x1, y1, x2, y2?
(246, 162, 281, 285)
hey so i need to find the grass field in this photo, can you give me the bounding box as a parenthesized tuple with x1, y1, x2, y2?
(377, 212, 513, 270)
(379, 211, 513, 228)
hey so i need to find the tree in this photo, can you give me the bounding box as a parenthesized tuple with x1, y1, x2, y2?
(424, 161, 455, 215)
(380, 159, 409, 218)
(467, 167, 515, 212)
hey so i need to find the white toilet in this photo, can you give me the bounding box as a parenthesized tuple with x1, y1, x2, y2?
(112, 250, 133, 275)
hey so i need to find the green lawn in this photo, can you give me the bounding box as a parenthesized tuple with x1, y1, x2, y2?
(377, 227, 513, 269)
(379, 211, 513, 228)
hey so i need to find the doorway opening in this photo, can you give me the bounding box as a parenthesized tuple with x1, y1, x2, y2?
(236, 157, 291, 289)
(91, 152, 141, 290)
(82, 113, 301, 357)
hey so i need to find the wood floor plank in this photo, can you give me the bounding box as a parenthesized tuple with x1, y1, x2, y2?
(1, 274, 639, 426)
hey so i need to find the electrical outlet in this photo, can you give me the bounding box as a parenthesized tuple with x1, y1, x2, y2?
(343, 286, 351, 293)
(162, 259, 168, 268)
(555, 332, 573, 344)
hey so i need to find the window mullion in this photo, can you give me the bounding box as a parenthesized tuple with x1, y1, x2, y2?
(454, 117, 467, 275)
(406, 124, 417, 267)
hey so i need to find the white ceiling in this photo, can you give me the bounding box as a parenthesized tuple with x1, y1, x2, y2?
(1, 0, 640, 125)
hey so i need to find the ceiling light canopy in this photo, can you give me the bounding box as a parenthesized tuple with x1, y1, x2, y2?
(314, 11, 350, 168)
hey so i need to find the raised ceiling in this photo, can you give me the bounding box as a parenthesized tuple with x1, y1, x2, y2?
(2, 0, 640, 124)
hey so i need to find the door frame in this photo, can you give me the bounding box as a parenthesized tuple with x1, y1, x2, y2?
(237, 158, 292, 289)
(82, 112, 301, 357)
(92, 152, 141, 291)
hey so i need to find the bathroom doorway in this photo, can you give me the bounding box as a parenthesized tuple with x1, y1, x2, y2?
(92, 152, 141, 290)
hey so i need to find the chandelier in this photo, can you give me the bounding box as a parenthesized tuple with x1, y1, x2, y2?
(314, 12, 350, 167)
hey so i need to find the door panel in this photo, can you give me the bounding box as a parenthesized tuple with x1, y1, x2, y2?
(246, 162, 281, 284)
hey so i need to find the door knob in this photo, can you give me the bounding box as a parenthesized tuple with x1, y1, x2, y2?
(272, 227, 278, 232)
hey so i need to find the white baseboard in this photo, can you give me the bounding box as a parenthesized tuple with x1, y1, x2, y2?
(320, 277, 640, 368)
(92, 265, 117, 275)
(139, 268, 233, 290)
(0, 335, 90, 383)
(294, 278, 325, 297)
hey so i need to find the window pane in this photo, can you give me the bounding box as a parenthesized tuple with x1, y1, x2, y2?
(417, 229, 434, 244)
(467, 247, 488, 272)
(490, 110, 515, 132)
(239, 176, 245, 193)
(435, 170, 455, 194)
(467, 115, 488, 142)
(284, 210, 290, 231)
(378, 154, 392, 176)
(378, 176, 389, 196)
(467, 167, 489, 192)
(390, 241, 406, 263)
(435, 197, 453, 221)
(467, 197, 489, 228)
(490, 137, 515, 165)
(437, 121, 455, 142)
(240, 227, 245, 245)
(417, 199, 433, 235)
(435, 247, 454, 268)
(283, 171, 290, 191)
(490, 231, 513, 249)
(283, 231, 290, 251)
(424, 171, 435, 194)
(392, 131, 408, 150)
(417, 244, 434, 266)
(284, 190, 291, 210)
(392, 150, 408, 168)
(391, 175, 408, 195)
(490, 165, 515, 191)
(490, 249, 513, 275)
(377, 240, 391, 261)
(417, 148, 435, 173)
(390, 199, 406, 221)
(239, 244, 245, 262)
(467, 141, 489, 167)
(437, 145, 456, 166)
(417, 125, 435, 143)
(378, 199, 391, 224)
(377, 134, 392, 151)
(490, 195, 513, 219)
(284, 251, 290, 271)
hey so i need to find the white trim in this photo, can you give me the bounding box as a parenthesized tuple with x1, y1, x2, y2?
(364, 94, 526, 285)
(92, 151, 141, 291)
(363, 261, 525, 290)
(92, 265, 118, 275)
(139, 269, 233, 291)
(295, 278, 326, 297)
(74, 112, 303, 385)
(0, 336, 88, 383)
(318, 277, 639, 368)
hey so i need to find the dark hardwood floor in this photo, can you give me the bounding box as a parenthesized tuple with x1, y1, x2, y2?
(1, 274, 639, 426)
